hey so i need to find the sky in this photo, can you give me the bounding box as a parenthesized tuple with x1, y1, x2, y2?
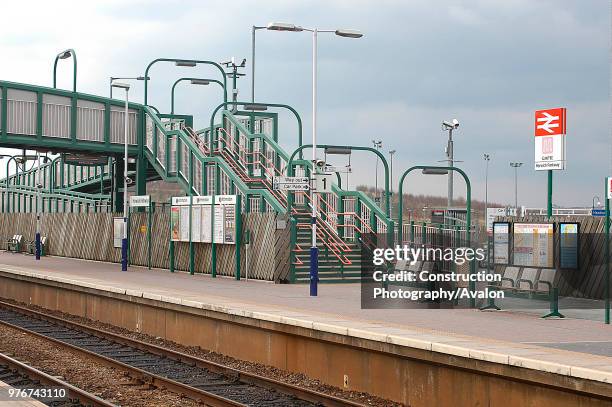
(0, 0, 609, 208)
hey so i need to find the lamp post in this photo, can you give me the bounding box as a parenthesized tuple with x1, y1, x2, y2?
(484, 153, 490, 272)
(143, 58, 227, 106)
(510, 162, 523, 210)
(266, 22, 363, 296)
(171, 77, 224, 114)
(110, 76, 147, 98)
(53, 49, 77, 92)
(111, 81, 131, 272)
(251, 25, 266, 103)
(35, 155, 51, 260)
(592, 195, 602, 211)
(372, 140, 382, 204)
(389, 150, 396, 219)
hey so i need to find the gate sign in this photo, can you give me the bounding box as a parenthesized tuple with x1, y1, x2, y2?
(608, 177, 612, 200)
(534, 108, 566, 171)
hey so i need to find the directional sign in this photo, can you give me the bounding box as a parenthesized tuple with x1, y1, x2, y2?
(591, 208, 606, 217)
(325, 165, 352, 173)
(129, 195, 150, 208)
(273, 176, 310, 191)
(534, 108, 566, 171)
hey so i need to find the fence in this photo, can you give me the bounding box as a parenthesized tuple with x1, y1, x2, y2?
(0, 211, 278, 281)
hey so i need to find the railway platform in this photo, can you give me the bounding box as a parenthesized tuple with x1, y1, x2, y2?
(0, 253, 610, 406)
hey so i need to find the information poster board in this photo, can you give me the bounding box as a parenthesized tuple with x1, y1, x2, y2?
(513, 223, 554, 267)
(213, 206, 225, 243)
(191, 206, 202, 243)
(493, 222, 510, 264)
(170, 207, 180, 241)
(201, 205, 212, 243)
(179, 206, 190, 242)
(170, 195, 237, 245)
(559, 222, 579, 269)
(113, 217, 125, 248)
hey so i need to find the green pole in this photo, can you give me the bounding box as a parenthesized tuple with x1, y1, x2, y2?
(547, 170, 553, 218)
(171, 77, 225, 115)
(235, 195, 242, 280)
(605, 179, 610, 324)
(52, 49, 77, 92)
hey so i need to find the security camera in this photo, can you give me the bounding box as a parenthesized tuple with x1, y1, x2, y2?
(442, 118, 459, 130)
(125, 177, 133, 185)
(315, 159, 326, 168)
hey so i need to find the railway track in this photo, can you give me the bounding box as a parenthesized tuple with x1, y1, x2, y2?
(0, 301, 365, 407)
(0, 350, 116, 407)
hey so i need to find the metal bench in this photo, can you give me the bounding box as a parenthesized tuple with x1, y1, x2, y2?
(26, 236, 47, 256)
(535, 269, 556, 293)
(517, 268, 539, 291)
(6, 235, 23, 253)
(501, 266, 520, 289)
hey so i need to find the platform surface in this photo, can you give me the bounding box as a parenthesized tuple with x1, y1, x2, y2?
(0, 253, 611, 385)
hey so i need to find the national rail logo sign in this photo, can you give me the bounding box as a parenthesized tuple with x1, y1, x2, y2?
(534, 108, 566, 171)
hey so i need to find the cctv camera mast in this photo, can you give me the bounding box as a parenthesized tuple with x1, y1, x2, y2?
(442, 118, 459, 207)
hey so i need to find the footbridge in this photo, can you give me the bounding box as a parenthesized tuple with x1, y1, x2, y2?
(0, 73, 394, 283)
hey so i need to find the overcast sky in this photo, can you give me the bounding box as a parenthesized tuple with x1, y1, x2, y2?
(0, 0, 609, 208)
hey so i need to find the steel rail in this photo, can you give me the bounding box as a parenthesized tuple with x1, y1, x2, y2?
(0, 351, 117, 407)
(0, 301, 365, 407)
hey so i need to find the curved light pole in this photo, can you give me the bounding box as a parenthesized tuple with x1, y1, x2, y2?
(170, 77, 225, 114)
(592, 195, 602, 210)
(53, 49, 77, 92)
(287, 144, 390, 216)
(397, 165, 474, 306)
(209, 101, 303, 154)
(143, 58, 227, 106)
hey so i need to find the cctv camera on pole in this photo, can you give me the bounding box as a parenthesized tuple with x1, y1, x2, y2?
(442, 119, 459, 208)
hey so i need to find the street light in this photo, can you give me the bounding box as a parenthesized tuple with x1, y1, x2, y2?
(372, 140, 382, 204)
(111, 81, 131, 272)
(267, 22, 363, 296)
(143, 58, 227, 106)
(389, 150, 396, 219)
(53, 49, 77, 92)
(592, 195, 602, 210)
(510, 162, 523, 209)
(170, 77, 224, 114)
(251, 22, 303, 103)
(109, 76, 148, 98)
(35, 154, 51, 260)
(442, 119, 460, 207)
(483, 153, 491, 273)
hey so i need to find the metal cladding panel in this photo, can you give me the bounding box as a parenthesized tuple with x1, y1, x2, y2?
(168, 136, 177, 173)
(7, 89, 37, 136)
(110, 106, 138, 145)
(156, 126, 165, 165)
(42, 94, 71, 139)
(77, 99, 104, 142)
(145, 115, 154, 152)
(193, 158, 201, 195)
